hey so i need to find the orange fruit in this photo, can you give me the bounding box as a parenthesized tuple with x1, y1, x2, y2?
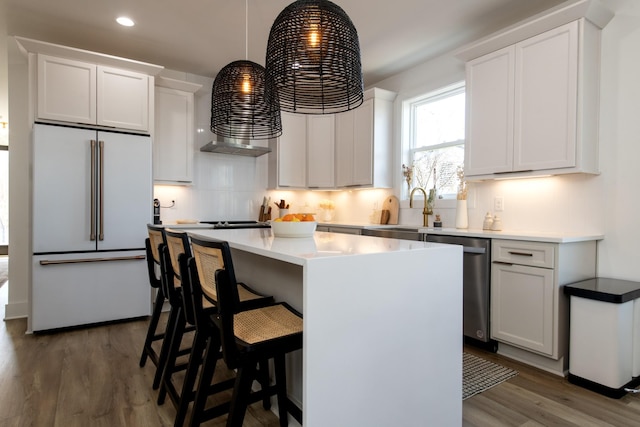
(295, 213, 305, 220)
(282, 214, 294, 221)
(302, 214, 315, 221)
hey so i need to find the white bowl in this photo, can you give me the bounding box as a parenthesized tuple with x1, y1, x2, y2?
(271, 221, 317, 238)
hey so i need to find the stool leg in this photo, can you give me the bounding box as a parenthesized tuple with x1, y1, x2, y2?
(153, 304, 180, 390)
(274, 355, 289, 427)
(257, 359, 271, 410)
(189, 333, 221, 427)
(139, 289, 165, 367)
(158, 307, 187, 405)
(226, 363, 256, 427)
(174, 329, 207, 427)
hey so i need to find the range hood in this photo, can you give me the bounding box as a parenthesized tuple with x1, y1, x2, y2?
(200, 138, 272, 157)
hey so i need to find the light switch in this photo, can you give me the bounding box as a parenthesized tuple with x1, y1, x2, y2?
(494, 196, 504, 212)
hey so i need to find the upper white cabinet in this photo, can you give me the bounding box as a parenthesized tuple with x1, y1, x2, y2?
(270, 112, 308, 189)
(269, 112, 335, 189)
(37, 54, 151, 132)
(307, 115, 335, 188)
(335, 88, 396, 188)
(153, 76, 201, 184)
(17, 37, 163, 133)
(269, 87, 395, 190)
(457, 1, 613, 180)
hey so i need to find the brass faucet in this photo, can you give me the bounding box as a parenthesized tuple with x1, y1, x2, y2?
(410, 187, 432, 227)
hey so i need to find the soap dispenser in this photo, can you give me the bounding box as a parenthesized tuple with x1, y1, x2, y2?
(482, 212, 493, 230)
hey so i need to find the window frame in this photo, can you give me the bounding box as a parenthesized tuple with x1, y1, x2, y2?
(402, 81, 466, 209)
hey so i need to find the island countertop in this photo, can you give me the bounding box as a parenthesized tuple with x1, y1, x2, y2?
(185, 227, 463, 427)
(182, 228, 441, 266)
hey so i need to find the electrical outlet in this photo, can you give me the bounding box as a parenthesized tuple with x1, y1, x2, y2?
(494, 196, 504, 212)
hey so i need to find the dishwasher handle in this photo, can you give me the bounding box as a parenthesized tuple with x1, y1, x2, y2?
(463, 246, 486, 255)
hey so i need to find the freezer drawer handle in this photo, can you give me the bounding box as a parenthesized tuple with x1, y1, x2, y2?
(39, 255, 145, 265)
(507, 251, 533, 257)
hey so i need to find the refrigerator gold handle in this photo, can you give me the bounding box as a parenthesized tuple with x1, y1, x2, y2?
(90, 140, 96, 241)
(99, 140, 104, 241)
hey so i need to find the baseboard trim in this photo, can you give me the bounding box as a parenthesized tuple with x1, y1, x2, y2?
(4, 301, 28, 320)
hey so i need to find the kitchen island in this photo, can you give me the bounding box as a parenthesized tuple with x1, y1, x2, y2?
(185, 228, 463, 426)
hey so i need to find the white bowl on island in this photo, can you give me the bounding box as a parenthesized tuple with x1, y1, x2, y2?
(270, 221, 317, 238)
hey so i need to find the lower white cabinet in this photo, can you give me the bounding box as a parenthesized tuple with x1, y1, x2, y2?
(491, 239, 596, 373)
(153, 77, 201, 184)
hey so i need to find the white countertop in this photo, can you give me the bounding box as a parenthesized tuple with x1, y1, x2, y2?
(186, 228, 439, 266)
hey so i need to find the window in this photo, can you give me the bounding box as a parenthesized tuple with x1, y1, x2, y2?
(403, 82, 465, 200)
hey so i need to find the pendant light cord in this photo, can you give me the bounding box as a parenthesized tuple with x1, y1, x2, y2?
(245, 0, 248, 60)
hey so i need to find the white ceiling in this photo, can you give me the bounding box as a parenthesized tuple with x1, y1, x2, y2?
(5, 0, 568, 86)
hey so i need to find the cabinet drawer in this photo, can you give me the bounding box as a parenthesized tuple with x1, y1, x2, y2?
(492, 239, 555, 268)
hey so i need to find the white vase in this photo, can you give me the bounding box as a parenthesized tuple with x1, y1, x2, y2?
(455, 199, 468, 229)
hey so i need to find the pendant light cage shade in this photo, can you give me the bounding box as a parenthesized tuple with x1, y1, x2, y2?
(211, 60, 282, 140)
(265, 0, 364, 114)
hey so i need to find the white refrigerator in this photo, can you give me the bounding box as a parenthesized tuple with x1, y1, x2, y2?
(31, 123, 152, 331)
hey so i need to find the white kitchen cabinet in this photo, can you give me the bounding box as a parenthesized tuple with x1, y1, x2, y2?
(269, 112, 334, 189)
(463, 18, 603, 179)
(37, 53, 151, 132)
(153, 77, 201, 184)
(491, 239, 596, 375)
(335, 88, 395, 188)
(270, 112, 307, 188)
(307, 115, 335, 188)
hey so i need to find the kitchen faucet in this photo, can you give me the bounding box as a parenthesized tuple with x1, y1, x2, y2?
(410, 187, 431, 227)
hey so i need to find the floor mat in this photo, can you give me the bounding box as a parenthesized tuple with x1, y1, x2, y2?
(463, 352, 518, 400)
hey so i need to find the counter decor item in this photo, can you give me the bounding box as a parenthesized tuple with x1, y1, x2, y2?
(434, 214, 442, 228)
(455, 167, 468, 229)
(402, 163, 413, 192)
(483, 212, 493, 230)
(455, 200, 469, 229)
(271, 219, 317, 238)
(491, 215, 502, 231)
(381, 195, 399, 224)
(318, 199, 335, 222)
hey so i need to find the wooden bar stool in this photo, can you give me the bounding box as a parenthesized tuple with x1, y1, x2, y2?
(139, 224, 170, 369)
(188, 236, 303, 427)
(160, 229, 274, 427)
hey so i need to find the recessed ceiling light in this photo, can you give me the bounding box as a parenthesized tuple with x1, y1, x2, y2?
(116, 16, 135, 27)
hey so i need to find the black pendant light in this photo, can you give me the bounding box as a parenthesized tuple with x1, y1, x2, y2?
(210, 1, 282, 140)
(265, 0, 364, 115)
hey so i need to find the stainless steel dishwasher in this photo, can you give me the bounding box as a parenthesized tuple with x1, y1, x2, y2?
(426, 234, 496, 351)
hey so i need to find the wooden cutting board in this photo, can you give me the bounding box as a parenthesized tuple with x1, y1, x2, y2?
(381, 195, 399, 225)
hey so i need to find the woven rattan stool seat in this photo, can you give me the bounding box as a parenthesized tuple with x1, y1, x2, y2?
(235, 305, 303, 345)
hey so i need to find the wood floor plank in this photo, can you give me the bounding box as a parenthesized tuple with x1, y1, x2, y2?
(3, 284, 640, 427)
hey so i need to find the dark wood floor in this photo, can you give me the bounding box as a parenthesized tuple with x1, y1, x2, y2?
(2, 279, 640, 426)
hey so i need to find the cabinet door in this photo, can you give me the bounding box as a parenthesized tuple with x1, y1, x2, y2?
(37, 55, 97, 124)
(154, 86, 194, 183)
(335, 109, 355, 187)
(352, 99, 375, 185)
(97, 66, 149, 131)
(465, 46, 515, 176)
(278, 112, 307, 188)
(491, 262, 554, 356)
(514, 21, 578, 171)
(307, 115, 335, 188)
